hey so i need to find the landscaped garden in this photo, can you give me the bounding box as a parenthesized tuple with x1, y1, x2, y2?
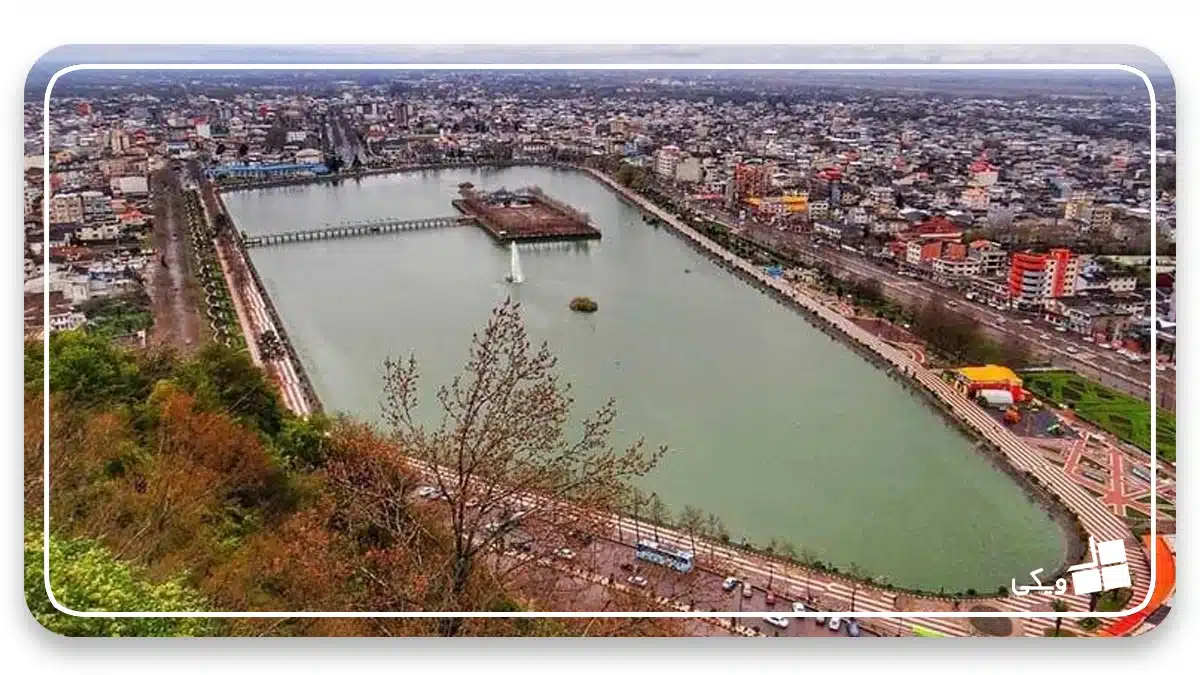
(1021, 370, 1175, 462)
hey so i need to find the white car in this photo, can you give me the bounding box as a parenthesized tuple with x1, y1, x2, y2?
(1021, 319, 1034, 325)
(1100, 343, 1113, 350)
(722, 577, 740, 592)
(1056, 326, 1067, 333)
(828, 617, 843, 632)
(415, 486, 440, 499)
(554, 547, 575, 560)
(1067, 346, 1079, 354)
(1040, 334, 1051, 341)
(792, 601, 807, 614)
(627, 575, 648, 587)
(763, 616, 790, 629)
(1082, 336, 1095, 343)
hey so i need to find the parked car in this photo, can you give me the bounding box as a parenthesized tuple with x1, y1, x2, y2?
(554, 547, 575, 560)
(742, 582, 754, 598)
(1056, 326, 1068, 333)
(722, 577, 740, 592)
(828, 617, 842, 632)
(792, 601, 807, 614)
(1083, 336, 1095, 343)
(847, 620, 861, 637)
(765, 591, 777, 606)
(1040, 334, 1051, 341)
(416, 486, 440, 499)
(763, 616, 789, 629)
(814, 614, 827, 625)
(1022, 319, 1034, 325)
(627, 575, 648, 587)
(1067, 346, 1079, 354)
(619, 562, 635, 573)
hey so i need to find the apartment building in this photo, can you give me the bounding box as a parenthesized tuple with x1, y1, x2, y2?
(1008, 248, 1081, 309)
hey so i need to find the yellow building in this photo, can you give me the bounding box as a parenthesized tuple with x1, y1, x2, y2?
(746, 192, 808, 214)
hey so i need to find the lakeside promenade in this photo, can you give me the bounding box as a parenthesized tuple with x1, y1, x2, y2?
(582, 167, 1153, 636)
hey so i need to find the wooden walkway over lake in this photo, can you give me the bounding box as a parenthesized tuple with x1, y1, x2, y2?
(242, 216, 469, 247)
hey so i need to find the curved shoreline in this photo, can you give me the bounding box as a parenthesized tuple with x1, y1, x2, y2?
(214, 162, 1148, 600)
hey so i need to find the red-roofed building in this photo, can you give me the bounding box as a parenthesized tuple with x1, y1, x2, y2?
(969, 157, 999, 187)
(904, 216, 963, 243)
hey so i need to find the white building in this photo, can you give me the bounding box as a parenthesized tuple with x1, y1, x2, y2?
(113, 175, 149, 196)
(653, 145, 682, 181)
(933, 256, 981, 277)
(295, 148, 324, 164)
(674, 156, 704, 183)
(50, 193, 83, 224)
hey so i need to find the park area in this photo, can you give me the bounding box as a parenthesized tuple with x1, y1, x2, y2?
(1021, 370, 1175, 462)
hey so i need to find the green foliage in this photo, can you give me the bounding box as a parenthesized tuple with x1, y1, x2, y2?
(25, 523, 215, 637)
(276, 413, 333, 469)
(24, 339, 43, 396)
(176, 342, 284, 436)
(1022, 370, 1175, 461)
(80, 292, 153, 340)
(44, 330, 147, 406)
(615, 163, 651, 192)
(1095, 587, 1133, 612)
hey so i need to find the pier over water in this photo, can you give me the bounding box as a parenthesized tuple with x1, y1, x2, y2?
(242, 216, 468, 247)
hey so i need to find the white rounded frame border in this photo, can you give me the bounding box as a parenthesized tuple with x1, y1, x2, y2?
(40, 61, 1160, 622)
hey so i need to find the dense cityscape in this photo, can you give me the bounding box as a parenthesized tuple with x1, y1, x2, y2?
(24, 68, 1176, 638)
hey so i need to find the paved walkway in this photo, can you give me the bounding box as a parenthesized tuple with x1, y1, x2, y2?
(200, 191, 311, 417)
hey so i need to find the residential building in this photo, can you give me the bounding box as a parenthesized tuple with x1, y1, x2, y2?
(906, 240, 944, 266)
(968, 240, 1008, 276)
(1008, 248, 1081, 309)
(654, 145, 682, 181)
(49, 193, 83, 224)
(674, 156, 704, 183)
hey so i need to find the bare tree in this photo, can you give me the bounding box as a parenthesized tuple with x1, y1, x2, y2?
(380, 299, 667, 635)
(647, 492, 670, 541)
(847, 562, 867, 613)
(678, 504, 705, 557)
(798, 547, 819, 601)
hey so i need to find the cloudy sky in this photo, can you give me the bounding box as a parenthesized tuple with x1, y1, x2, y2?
(34, 44, 1169, 74)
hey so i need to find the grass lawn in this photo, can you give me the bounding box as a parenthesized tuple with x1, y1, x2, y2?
(1021, 370, 1175, 462)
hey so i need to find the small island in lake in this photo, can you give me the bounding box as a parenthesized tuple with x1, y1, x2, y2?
(569, 296, 599, 313)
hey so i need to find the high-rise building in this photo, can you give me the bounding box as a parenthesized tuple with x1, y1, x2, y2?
(1008, 248, 1080, 309)
(734, 162, 772, 199)
(653, 145, 682, 181)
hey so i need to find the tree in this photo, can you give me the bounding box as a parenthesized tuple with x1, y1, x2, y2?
(798, 547, 819, 600)
(380, 298, 667, 635)
(26, 523, 214, 637)
(678, 504, 705, 556)
(779, 540, 798, 562)
(647, 493, 670, 541)
(276, 413, 333, 469)
(1052, 599, 1068, 636)
(45, 330, 146, 406)
(705, 512, 728, 559)
(847, 562, 867, 612)
(176, 342, 284, 436)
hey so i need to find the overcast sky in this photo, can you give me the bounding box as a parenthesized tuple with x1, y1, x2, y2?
(34, 44, 1170, 75)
